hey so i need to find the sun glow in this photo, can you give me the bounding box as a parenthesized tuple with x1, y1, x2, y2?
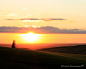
(21, 32, 41, 43)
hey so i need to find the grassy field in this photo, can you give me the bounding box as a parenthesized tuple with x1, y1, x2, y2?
(38, 45, 86, 55)
(0, 46, 86, 69)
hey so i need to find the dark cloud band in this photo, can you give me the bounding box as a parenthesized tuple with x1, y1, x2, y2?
(5, 18, 66, 21)
(0, 26, 86, 34)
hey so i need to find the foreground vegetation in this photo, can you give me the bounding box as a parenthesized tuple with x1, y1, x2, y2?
(0, 46, 86, 69)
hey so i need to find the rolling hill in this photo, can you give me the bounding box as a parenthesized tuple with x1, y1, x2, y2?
(38, 45, 86, 55)
(0, 46, 86, 69)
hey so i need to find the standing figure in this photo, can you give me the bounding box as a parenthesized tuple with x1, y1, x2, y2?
(12, 40, 16, 48)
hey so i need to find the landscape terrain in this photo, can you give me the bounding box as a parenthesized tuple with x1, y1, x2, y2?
(0, 44, 86, 68)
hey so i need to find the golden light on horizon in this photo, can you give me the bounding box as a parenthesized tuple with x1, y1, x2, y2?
(21, 32, 41, 43)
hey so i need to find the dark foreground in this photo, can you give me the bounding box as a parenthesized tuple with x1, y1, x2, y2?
(0, 47, 86, 69)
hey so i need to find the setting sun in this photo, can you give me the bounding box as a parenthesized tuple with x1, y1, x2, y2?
(21, 32, 41, 43)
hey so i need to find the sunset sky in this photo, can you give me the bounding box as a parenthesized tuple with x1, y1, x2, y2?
(0, 0, 86, 44)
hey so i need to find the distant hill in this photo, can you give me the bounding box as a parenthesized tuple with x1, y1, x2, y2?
(38, 45, 86, 55)
(0, 43, 83, 50)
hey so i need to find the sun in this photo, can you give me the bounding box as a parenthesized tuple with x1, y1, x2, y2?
(21, 32, 40, 43)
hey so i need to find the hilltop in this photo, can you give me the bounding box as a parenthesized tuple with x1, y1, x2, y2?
(38, 44, 86, 55)
(0, 46, 86, 68)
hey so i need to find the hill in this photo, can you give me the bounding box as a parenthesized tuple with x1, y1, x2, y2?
(0, 46, 86, 68)
(38, 45, 86, 55)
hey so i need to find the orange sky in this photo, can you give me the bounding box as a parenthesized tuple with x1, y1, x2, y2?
(0, 0, 86, 44)
(0, 0, 86, 29)
(0, 33, 86, 44)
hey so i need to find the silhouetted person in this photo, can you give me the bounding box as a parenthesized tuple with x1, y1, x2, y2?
(12, 40, 16, 48)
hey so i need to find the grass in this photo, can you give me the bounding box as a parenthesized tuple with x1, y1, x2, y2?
(38, 45, 86, 55)
(40, 51, 86, 61)
(0, 46, 86, 69)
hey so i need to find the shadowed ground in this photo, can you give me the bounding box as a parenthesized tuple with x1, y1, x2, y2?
(0, 46, 86, 69)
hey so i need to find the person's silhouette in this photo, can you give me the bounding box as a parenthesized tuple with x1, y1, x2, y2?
(12, 40, 16, 48)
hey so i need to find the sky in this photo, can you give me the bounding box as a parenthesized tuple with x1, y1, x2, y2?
(0, 0, 86, 44)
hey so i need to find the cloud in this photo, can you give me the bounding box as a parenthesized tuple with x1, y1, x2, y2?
(5, 18, 66, 21)
(7, 13, 18, 17)
(0, 26, 86, 34)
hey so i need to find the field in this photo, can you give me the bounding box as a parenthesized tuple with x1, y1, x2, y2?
(0, 46, 86, 69)
(38, 45, 86, 55)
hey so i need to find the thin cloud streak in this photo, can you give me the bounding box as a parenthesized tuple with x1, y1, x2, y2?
(5, 18, 66, 21)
